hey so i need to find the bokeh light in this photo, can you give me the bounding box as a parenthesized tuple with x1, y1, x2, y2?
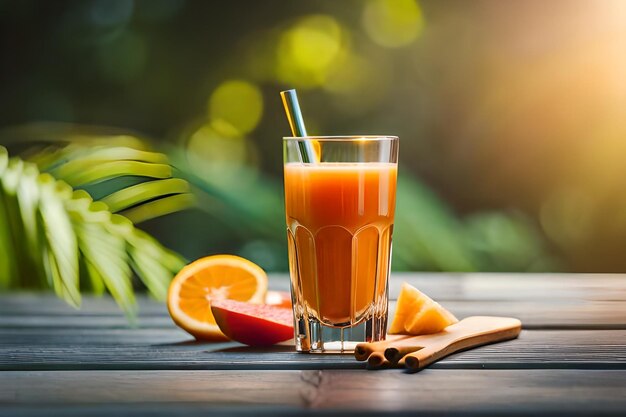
(276, 15, 346, 88)
(185, 120, 251, 188)
(362, 0, 424, 48)
(208, 80, 264, 135)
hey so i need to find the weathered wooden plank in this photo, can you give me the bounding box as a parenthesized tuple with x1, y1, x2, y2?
(303, 369, 626, 413)
(0, 293, 170, 316)
(392, 273, 626, 301)
(0, 370, 304, 405)
(0, 330, 624, 370)
(0, 370, 624, 415)
(1, 299, 624, 329)
(1, 274, 623, 416)
(1, 345, 362, 371)
(0, 314, 173, 328)
(0, 327, 195, 346)
(0, 405, 303, 417)
(0, 273, 624, 317)
(444, 299, 626, 329)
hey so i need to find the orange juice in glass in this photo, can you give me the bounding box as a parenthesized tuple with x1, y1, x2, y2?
(283, 136, 398, 352)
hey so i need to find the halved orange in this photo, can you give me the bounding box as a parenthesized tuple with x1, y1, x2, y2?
(167, 255, 268, 340)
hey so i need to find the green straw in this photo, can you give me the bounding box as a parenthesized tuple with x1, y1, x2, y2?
(280, 89, 318, 163)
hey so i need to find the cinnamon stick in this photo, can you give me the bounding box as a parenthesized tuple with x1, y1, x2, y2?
(354, 334, 412, 361)
(384, 345, 423, 364)
(354, 316, 522, 371)
(366, 352, 390, 369)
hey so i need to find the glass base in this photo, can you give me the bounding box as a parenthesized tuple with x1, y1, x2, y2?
(294, 313, 387, 353)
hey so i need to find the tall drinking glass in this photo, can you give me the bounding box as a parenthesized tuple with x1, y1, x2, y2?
(283, 136, 399, 353)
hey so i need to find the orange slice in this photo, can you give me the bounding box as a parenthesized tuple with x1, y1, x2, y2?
(389, 282, 458, 335)
(167, 255, 268, 340)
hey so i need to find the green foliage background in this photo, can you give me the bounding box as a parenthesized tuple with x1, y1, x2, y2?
(0, 124, 558, 313)
(5, 0, 624, 311)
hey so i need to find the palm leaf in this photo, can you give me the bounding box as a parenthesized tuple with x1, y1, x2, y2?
(38, 174, 80, 307)
(170, 148, 286, 240)
(100, 178, 190, 212)
(52, 160, 173, 188)
(0, 148, 17, 287)
(74, 215, 136, 317)
(119, 193, 196, 224)
(38, 144, 195, 223)
(35, 146, 170, 172)
(2, 124, 196, 225)
(1, 158, 44, 287)
(0, 122, 149, 151)
(0, 145, 187, 315)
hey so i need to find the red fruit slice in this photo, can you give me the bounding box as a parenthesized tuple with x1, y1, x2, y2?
(211, 299, 294, 347)
(265, 290, 292, 309)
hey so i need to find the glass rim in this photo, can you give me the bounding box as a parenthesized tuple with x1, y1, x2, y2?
(283, 135, 398, 141)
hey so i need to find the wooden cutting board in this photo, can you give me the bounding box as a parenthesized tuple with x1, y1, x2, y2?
(355, 316, 522, 371)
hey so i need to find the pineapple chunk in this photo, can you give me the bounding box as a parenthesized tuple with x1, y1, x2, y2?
(389, 282, 458, 335)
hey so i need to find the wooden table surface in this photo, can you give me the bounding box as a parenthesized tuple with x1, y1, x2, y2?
(1, 273, 625, 416)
